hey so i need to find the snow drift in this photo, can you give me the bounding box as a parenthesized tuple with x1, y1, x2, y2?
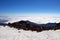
(0, 26, 60, 40)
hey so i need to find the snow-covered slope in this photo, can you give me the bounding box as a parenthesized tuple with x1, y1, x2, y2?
(0, 26, 60, 40)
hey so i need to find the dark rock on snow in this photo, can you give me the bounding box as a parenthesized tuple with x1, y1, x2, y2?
(7, 20, 60, 32)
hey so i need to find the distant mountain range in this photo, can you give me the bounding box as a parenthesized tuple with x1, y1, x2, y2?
(0, 19, 8, 26)
(40, 23, 56, 27)
(11, 20, 56, 27)
(0, 20, 60, 32)
(0, 19, 8, 23)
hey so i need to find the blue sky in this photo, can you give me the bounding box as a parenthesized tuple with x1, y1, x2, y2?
(0, 0, 60, 15)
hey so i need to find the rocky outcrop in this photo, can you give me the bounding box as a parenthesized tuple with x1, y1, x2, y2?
(54, 23, 60, 30)
(0, 20, 60, 32)
(8, 20, 43, 32)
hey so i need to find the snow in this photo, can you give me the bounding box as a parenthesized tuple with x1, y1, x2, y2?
(0, 26, 60, 40)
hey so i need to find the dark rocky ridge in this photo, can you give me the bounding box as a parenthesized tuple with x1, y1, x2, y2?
(0, 20, 60, 32)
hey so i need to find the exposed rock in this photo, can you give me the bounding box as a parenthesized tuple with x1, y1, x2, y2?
(0, 20, 60, 32)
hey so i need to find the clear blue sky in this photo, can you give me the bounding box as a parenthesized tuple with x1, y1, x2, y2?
(0, 0, 60, 15)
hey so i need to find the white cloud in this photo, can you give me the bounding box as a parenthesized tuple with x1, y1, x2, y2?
(0, 13, 60, 24)
(7, 15, 60, 24)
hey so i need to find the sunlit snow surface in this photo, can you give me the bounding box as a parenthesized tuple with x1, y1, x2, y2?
(0, 26, 60, 40)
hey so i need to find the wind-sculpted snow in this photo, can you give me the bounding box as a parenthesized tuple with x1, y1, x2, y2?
(0, 26, 60, 40)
